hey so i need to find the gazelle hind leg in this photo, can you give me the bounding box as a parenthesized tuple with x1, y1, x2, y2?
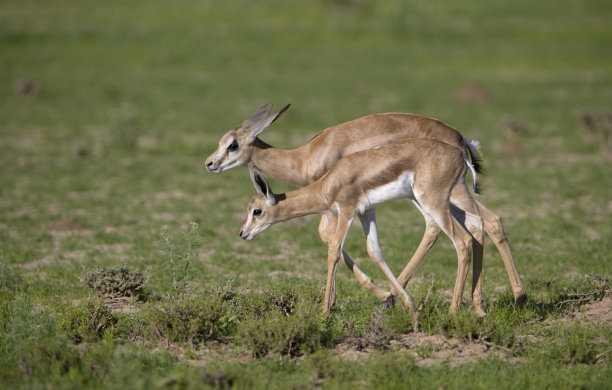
(449, 185, 526, 305)
(449, 183, 486, 316)
(477, 201, 526, 304)
(359, 210, 418, 329)
(318, 215, 392, 305)
(450, 203, 485, 317)
(416, 193, 473, 314)
(467, 212, 485, 317)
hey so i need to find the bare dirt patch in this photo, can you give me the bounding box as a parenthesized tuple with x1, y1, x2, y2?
(455, 82, 491, 102)
(334, 332, 523, 367)
(154, 341, 252, 368)
(44, 216, 86, 231)
(558, 295, 612, 325)
(104, 296, 142, 315)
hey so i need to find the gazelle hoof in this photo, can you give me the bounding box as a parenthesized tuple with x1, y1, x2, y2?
(381, 294, 396, 310)
(514, 293, 527, 307)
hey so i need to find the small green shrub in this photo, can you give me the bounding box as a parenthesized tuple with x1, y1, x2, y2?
(2, 295, 57, 356)
(539, 324, 610, 365)
(223, 279, 322, 321)
(366, 350, 418, 388)
(107, 102, 142, 149)
(17, 336, 82, 378)
(386, 276, 440, 334)
(0, 262, 21, 295)
(141, 291, 235, 345)
(234, 280, 339, 357)
(266, 283, 298, 316)
(237, 308, 325, 358)
(81, 266, 147, 298)
(59, 298, 117, 343)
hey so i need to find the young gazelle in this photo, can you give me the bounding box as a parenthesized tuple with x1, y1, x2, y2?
(206, 104, 526, 307)
(239, 139, 485, 329)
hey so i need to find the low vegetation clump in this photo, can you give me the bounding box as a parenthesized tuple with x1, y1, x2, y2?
(59, 298, 117, 343)
(141, 291, 234, 345)
(234, 282, 340, 357)
(81, 266, 147, 299)
(138, 279, 341, 356)
(1, 267, 610, 388)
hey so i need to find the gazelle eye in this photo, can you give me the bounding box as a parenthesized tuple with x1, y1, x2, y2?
(252, 209, 262, 216)
(227, 141, 239, 152)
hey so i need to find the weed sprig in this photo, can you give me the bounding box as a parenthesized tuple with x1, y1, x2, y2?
(159, 222, 200, 297)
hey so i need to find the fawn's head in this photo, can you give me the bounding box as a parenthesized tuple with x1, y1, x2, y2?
(239, 164, 281, 241)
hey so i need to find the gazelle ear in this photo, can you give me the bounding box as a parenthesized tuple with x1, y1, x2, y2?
(247, 103, 291, 141)
(241, 103, 273, 129)
(248, 163, 276, 205)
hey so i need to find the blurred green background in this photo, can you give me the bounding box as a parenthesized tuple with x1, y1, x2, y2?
(1, 0, 611, 305)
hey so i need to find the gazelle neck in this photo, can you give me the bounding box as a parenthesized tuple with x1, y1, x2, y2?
(272, 185, 328, 222)
(250, 138, 311, 187)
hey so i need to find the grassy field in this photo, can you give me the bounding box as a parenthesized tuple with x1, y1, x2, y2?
(1, 0, 611, 388)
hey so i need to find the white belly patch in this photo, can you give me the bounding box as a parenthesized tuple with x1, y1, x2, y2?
(363, 171, 415, 209)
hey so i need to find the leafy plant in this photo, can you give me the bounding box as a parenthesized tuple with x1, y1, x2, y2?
(59, 298, 117, 343)
(0, 262, 21, 295)
(159, 222, 199, 297)
(107, 102, 142, 150)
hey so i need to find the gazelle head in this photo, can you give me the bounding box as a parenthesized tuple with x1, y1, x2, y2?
(239, 164, 279, 240)
(205, 103, 290, 174)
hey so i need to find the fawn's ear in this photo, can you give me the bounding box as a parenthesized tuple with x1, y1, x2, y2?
(246, 103, 291, 142)
(248, 163, 276, 205)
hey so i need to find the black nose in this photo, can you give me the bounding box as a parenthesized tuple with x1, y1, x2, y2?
(239, 230, 243, 238)
(206, 161, 213, 167)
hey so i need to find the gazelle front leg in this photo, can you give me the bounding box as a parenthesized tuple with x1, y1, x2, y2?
(322, 211, 355, 315)
(360, 210, 418, 329)
(323, 247, 340, 314)
(318, 215, 393, 303)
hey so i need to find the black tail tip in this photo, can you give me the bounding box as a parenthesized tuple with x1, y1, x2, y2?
(473, 157, 485, 175)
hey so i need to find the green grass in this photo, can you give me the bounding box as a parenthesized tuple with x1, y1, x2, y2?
(1, 0, 612, 388)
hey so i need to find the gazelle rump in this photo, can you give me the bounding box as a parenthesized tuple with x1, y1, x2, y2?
(205, 103, 526, 306)
(239, 139, 486, 328)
